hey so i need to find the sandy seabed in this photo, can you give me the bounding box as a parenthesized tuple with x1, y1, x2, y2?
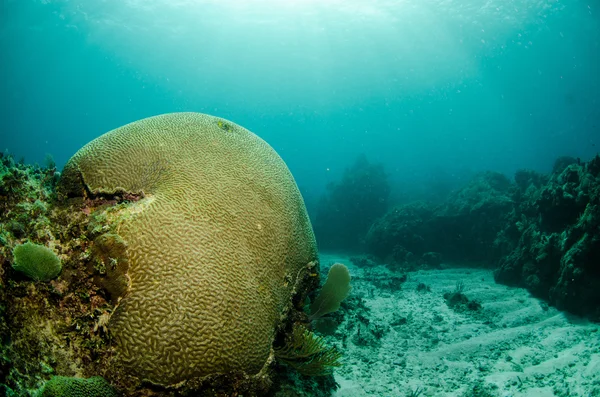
(319, 254, 600, 397)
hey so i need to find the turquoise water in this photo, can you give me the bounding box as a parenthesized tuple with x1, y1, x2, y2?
(1, 0, 598, 200)
(2, 2, 600, 396)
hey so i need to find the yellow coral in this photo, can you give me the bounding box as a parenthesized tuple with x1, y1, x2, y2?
(58, 113, 318, 385)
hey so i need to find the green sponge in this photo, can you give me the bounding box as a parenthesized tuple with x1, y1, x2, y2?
(40, 376, 118, 397)
(11, 242, 62, 281)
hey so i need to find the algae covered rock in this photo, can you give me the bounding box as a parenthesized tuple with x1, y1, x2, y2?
(57, 112, 319, 388)
(11, 242, 62, 281)
(313, 154, 390, 251)
(495, 156, 600, 319)
(366, 172, 513, 266)
(431, 171, 514, 262)
(0, 154, 116, 396)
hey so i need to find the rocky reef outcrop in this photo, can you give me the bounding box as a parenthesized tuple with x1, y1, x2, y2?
(313, 155, 390, 252)
(494, 156, 600, 319)
(366, 171, 513, 266)
(364, 156, 600, 320)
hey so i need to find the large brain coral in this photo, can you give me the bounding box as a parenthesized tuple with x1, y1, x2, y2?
(58, 113, 318, 386)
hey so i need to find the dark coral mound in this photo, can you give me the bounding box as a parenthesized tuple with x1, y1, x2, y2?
(313, 155, 390, 252)
(495, 156, 600, 319)
(366, 171, 513, 267)
(432, 171, 514, 263)
(365, 202, 435, 266)
(364, 156, 600, 320)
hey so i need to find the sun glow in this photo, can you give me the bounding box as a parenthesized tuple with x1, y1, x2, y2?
(216, 0, 345, 7)
(199, 0, 381, 15)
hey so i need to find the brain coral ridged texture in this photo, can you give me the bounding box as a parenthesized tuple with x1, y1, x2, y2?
(58, 113, 318, 386)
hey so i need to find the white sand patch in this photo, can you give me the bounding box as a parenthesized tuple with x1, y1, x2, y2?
(318, 254, 600, 397)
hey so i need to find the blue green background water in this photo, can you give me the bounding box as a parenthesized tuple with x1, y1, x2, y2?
(1, 0, 598, 204)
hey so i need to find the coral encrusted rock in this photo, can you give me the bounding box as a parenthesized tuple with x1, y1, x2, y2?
(57, 113, 319, 388)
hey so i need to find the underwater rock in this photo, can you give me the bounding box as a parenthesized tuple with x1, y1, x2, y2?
(365, 201, 435, 264)
(495, 156, 600, 319)
(431, 171, 514, 263)
(0, 154, 115, 396)
(313, 154, 390, 252)
(421, 252, 443, 267)
(366, 172, 512, 266)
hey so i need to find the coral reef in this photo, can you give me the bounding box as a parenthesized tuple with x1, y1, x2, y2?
(58, 112, 319, 390)
(494, 156, 600, 319)
(0, 113, 341, 396)
(366, 172, 512, 267)
(362, 154, 600, 319)
(0, 153, 116, 396)
(432, 171, 514, 262)
(365, 202, 435, 265)
(443, 281, 483, 313)
(313, 155, 390, 252)
(551, 155, 578, 175)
